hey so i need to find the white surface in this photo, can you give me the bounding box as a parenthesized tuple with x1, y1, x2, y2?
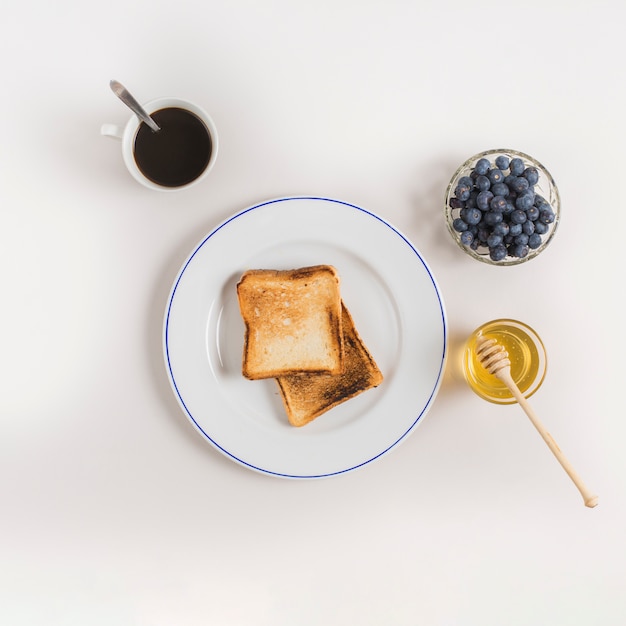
(165, 197, 446, 477)
(1, 1, 624, 624)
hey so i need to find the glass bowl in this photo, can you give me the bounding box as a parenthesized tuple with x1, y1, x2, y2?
(445, 149, 560, 266)
(462, 319, 547, 405)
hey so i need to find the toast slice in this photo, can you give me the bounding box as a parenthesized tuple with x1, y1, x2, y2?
(237, 265, 343, 380)
(275, 302, 383, 427)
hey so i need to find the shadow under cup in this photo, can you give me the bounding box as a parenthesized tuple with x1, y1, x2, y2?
(133, 106, 214, 189)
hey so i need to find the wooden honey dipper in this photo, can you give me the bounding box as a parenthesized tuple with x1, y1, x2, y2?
(475, 335, 598, 508)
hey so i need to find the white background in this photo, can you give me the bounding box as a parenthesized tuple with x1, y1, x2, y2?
(1, 1, 624, 624)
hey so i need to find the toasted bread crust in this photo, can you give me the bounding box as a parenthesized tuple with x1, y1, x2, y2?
(237, 265, 343, 380)
(275, 302, 383, 426)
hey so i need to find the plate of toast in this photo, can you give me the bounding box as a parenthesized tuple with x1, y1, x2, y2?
(164, 196, 447, 478)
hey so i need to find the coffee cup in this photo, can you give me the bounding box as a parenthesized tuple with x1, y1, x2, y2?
(101, 97, 218, 191)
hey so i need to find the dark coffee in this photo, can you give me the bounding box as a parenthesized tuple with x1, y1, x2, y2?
(134, 107, 212, 187)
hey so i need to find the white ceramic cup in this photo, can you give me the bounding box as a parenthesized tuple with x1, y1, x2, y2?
(101, 97, 218, 191)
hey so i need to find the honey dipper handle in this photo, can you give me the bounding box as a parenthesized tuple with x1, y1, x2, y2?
(497, 369, 599, 508)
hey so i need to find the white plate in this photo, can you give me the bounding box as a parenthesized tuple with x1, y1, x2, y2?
(164, 197, 447, 478)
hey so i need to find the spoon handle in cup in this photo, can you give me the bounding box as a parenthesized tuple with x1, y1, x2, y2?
(110, 80, 160, 133)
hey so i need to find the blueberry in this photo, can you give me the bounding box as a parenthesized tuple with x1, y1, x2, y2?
(450, 197, 464, 210)
(534, 221, 549, 235)
(461, 207, 482, 225)
(489, 244, 508, 262)
(476, 190, 494, 210)
(528, 233, 542, 249)
(522, 220, 535, 235)
(460, 230, 474, 246)
(523, 166, 539, 185)
(465, 209, 483, 226)
(476, 175, 491, 191)
(491, 182, 509, 197)
(495, 155, 510, 171)
(514, 233, 529, 246)
(508, 243, 529, 258)
(453, 217, 469, 232)
(509, 223, 523, 236)
(455, 183, 471, 201)
(534, 194, 550, 208)
(492, 222, 510, 237)
(539, 207, 555, 224)
(474, 158, 490, 176)
(509, 176, 530, 194)
(484, 210, 503, 226)
(470, 238, 480, 250)
(510, 209, 527, 224)
(509, 157, 525, 176)
(466, 190, 479, 208)
(515, 191, 535, 210)
(525, 206, 540, 221)
(487, 233, 503, 248)
(488, 168, 504, 184)
(477, 227, 490, 243)
(504, 202, 515, 214)
(490, 195, 508, 212)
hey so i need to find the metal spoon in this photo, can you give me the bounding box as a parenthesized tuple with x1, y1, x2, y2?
(109, 80, 160, 132)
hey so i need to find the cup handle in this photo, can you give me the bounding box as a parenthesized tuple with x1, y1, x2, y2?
(100, 123, 123, 140)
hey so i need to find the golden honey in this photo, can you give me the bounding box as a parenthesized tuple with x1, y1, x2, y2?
(463, 319, 547, 404)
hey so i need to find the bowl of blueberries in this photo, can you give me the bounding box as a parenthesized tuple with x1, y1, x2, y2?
(445, 149, 560, 265)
